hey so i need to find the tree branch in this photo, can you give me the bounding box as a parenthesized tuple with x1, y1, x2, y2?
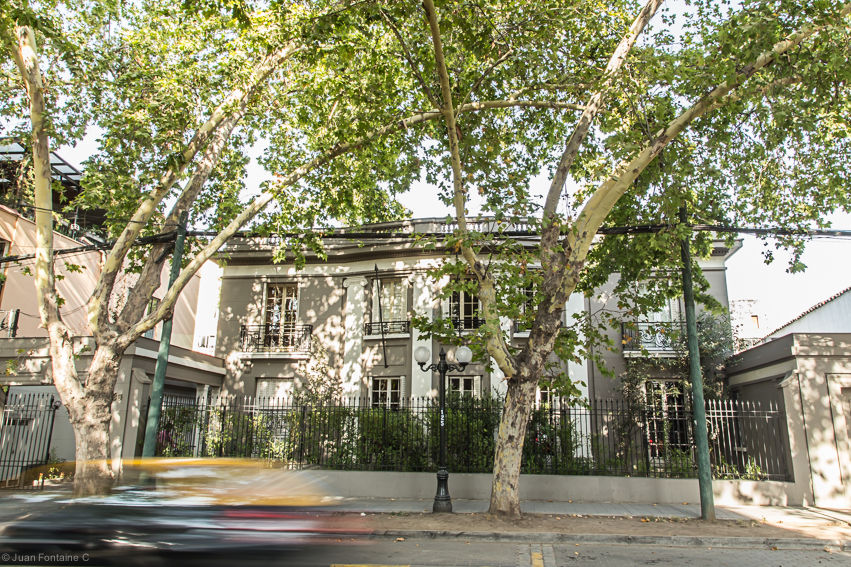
(6, 25, 86, 409)
(563, 1, 851, 281)
(378, 7, 439, 108)
(422, 0, 517, 377)
(543, 0, 665, 218)
(89, 42, 302, 336)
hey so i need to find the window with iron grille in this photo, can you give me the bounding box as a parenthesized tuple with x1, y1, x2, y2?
(370, 376, 402, 409)
(367, 278, 409, 334)
(645, 380, 690, 459)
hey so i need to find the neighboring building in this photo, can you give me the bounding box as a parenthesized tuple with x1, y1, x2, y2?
(763, 285, 851, 340)
(725, 287, 851, 507)
(726, 333, 851, 508)
(0, 147, 223, 481)
(730, 298, 770, 352)
(213, 218, 741, 407)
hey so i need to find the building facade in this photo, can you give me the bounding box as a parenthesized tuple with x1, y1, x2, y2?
(214, 218, 741, 406)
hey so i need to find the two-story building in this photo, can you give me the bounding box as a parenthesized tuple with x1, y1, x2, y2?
(213, 218, 741, 407)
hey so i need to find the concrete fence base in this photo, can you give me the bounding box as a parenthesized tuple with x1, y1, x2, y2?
(310, 471, 807, 507)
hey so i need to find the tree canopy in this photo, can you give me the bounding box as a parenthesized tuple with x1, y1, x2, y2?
(3, 0, 849, 507)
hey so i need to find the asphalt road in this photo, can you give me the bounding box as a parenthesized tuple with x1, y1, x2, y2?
(0, 536, 849, 566)
(274, 537, 851, 567)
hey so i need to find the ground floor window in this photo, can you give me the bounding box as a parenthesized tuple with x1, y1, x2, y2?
(370, 376, 402, 408)
(645, 379, 690, 460)
(256, 378, 295, 401)
(447, 375, 481, 397)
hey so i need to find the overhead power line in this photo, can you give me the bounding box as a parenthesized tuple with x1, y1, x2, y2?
(1, 224, 850, 266)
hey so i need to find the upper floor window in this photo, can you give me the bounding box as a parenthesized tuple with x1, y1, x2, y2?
(367, 278, 409, 334)
(448, 289, 483, 331)
(238, 282, 311, 354)
(265, 283, 298, 327)
(643, 296, 681, 323)
(514, 283, 536, 334)
(623, 294, 683, 353)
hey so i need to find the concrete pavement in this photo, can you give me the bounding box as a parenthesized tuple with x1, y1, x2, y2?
(323, 497, 851, 550)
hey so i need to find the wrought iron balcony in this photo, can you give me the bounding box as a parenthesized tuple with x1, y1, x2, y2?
(364, 320, 411, 335)
(239, 324, 312, 353)
(622, 321, 685, 353)
(451, 316, 486, 331)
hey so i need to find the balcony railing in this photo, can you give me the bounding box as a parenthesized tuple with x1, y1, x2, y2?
(239, 324, 312, 353)
(622, 321, 685, 353)
(364, 320, 411, 335)
(450, 316, 486, 331)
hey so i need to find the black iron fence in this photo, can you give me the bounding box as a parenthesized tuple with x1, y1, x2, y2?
(0, 392, 61, 488)
(156, 395, 789, 481)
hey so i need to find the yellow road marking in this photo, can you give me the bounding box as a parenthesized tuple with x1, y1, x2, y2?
(531, 551, 544, 567)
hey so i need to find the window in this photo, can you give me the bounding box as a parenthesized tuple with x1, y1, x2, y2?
(645, 380, 690, 460)
(368, 278, 409, 334)
(370, 377, 402, 408)
(265, 283, 298, 327)
(623, 293, 683, 352)
(448, 289, 482, 330)
(514, 283, 535, 333)
(256, 378, 295, 400)
(645, 296, 681, 323)
(448, 375, 481, 397)
(263, 283, 300, 348)
(536, 385, 551, 406)
(143, 298, 161, 339)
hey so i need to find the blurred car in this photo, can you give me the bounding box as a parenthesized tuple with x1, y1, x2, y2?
(0, 459, 367, 565)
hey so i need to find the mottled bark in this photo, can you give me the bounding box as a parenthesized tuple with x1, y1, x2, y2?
(488, 374, 538, 517)
(67, 343, 123, 495)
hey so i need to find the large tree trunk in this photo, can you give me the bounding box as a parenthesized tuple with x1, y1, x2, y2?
(488, 373, 538, 517)
(64, 343, 124, 496)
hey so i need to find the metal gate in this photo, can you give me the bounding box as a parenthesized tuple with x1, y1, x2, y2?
(0, 391, 61, 488)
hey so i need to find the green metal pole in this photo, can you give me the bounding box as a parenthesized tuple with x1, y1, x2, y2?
(141, 213, 188, 457)
(679, 206, 716, 521)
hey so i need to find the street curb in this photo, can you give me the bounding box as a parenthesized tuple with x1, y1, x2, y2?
(372, 529, 849, 551)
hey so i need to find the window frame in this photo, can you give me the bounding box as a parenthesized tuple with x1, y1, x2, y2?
(369, 376, 404, 409)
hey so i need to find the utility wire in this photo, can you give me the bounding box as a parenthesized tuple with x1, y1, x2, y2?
(1, 224, 850, 266)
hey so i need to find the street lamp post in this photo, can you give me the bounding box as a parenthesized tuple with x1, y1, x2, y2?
(415, 345, 473, 513)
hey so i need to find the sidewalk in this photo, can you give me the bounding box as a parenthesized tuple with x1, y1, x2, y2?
(324, 497, 851, 550)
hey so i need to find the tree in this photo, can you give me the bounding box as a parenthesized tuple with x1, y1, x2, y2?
(403, 0, 850, 516)
(0, 0, 421, 493)
(1, 0, 585, 494)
